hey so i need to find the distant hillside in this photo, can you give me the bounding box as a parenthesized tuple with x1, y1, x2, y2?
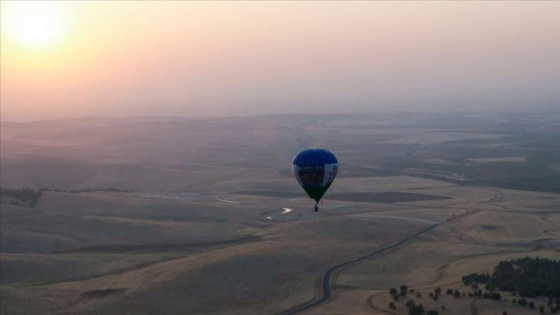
(1, 112, 559, 193)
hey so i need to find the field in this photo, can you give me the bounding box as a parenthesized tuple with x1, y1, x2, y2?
(1, 112, 559, 314)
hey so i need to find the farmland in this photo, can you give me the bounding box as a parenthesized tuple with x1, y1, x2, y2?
(1, 112, 559, 314)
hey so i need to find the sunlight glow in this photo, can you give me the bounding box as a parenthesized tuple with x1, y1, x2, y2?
(3, 1, 69, 50)
(0, 1, 558, 120)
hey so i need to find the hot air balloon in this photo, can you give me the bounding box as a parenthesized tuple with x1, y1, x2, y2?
(292, 148, 338, 212)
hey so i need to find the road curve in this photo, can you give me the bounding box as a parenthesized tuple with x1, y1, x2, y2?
(280, 211, 473, 315)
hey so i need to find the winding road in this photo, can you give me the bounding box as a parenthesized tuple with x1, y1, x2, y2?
(281, 210, 476, 315)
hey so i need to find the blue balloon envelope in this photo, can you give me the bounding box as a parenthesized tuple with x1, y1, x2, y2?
(292, 149, 338, 207)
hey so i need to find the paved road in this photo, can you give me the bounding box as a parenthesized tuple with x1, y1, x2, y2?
(281, 211, 472, 315)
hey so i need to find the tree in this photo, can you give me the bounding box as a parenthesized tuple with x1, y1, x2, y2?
(539, 305, 545, 314)
(409, 304, 425, 315)
(453, 290, 461, 298)
(502, 312, 507, 315)
(529, 301, 535, 309)
(435, 287, 442, 295)
(389, 302, 396, 310)
(486, 292, 501, 300)
(446, 289, 453, 295)
(427, 311, 439, 315)
(390, 288, 398, 295)
(401, 285, 408, 293)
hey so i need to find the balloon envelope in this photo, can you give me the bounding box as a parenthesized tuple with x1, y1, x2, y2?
(292, 149, 338, 203)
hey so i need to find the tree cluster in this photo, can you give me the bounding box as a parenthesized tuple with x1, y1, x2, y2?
(389, 285, 410, 300)
(388, 260, 560, 315)
(462, 272, 490, 285)
(1, 187, 134, 208)
(463, 257, 560, 313)
(487, 257, 560, 298)
(0, 188, 42, 208)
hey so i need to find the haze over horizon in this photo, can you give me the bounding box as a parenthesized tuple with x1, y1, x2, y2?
(1, 1, 559, 121)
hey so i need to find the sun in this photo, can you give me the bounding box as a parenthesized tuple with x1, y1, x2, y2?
(2, 1, 70, 50)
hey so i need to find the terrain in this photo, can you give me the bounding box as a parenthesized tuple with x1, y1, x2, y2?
(1, 112, 559, 314)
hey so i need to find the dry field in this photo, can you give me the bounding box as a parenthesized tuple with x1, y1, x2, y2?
(1, 113, 559, 314)
(2, 178, 558, 315)
(301, 185, 560, 315)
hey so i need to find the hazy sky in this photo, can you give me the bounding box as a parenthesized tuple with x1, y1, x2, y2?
(1, 1, 559, 120)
